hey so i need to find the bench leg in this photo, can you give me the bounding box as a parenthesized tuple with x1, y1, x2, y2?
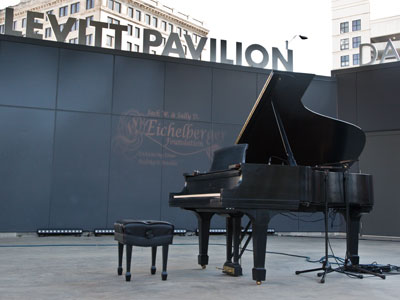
(118, 242, 124, 275)
(125, 244, 132, 281)
(161, 245, 169, 280)
(151, 246, 157, 275)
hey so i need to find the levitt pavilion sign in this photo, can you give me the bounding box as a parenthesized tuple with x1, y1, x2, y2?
(3, 7, 294, 71)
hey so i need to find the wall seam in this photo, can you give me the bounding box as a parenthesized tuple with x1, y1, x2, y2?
(159, 62, 167, 221)
(104, 54, 116, 228)
(47, 47, 61, 228)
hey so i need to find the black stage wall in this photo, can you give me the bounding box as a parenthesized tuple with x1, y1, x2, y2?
(0, 35, 338, 232)
(333, 61, 400, 237)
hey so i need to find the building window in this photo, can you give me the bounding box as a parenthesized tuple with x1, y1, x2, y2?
(145, 14, 151, 25)
(161, 21, 167, 31)
(115, 1, 121, 13)
(128, 7, 133, 18)
(86, 0, 94, 10)
(134, 44, 139, 52)
(108, 0, 121, 13)
(59, 6, 68, 17)
(162, 37, 166, 45)
(127, 42, 132, 51)
(134, 27, 140, 38)
(353, 53, 360, 65)
(86, 16, 93, 27)
(340, 38, 349, 50)
(86, 34, 93, 45)
(168, 23, 173, 32)
(352, 19, 361, 31)
(341, 55, 349, 67)
(69, 38, 78, 44)
(0, 24, 5, 34)
(127, 24, 133, 36)
(72, 19, 79, 31)
(45, 27, 52, 38)
(21, 18, 26, 28)
(60, 24, 65, 31)
(46, 10, 53, 21)
(340, 21, 349, 34)
(107, 17, 120, 25)
(71, 2, 80, 14)
(13, 20, 17, 30)
(152, 16, 158, 28)
(106, 35, 114, 47)
(177, 27, 182, 37)
(183, 29, 188, 36)
(352, 36, 361, 48)
(136, 10, 141, 21)
(183, 45, 187, 55)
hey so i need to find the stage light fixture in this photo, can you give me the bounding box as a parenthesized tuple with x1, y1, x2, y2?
(37, 229, 83, 236)
(285, 34, 308, 49)
(94, 229, 115, 235)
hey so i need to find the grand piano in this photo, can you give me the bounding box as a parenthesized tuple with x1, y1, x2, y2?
(169, 71, 373, 284)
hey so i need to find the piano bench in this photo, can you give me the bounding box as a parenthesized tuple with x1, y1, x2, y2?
(114, 220, 174, 282)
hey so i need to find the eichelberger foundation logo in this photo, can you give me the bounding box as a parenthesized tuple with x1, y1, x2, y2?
(113, 110, 225, 166)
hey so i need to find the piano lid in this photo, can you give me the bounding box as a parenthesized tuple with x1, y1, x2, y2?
(236, 71, 366, 167)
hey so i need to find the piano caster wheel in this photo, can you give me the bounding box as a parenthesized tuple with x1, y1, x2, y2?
(125, 272, 131, 282)
(256, 281, 262, 285)
(151, 266, 156, 275)
(117, 267, 123, 276)
(201, 265, 206, 269)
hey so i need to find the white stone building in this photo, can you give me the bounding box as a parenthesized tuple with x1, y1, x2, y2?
(0, 0, 209, 55)
(332, 0, 400, 69)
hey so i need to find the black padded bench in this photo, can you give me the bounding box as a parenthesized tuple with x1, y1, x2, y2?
(114, 220, 174, 281)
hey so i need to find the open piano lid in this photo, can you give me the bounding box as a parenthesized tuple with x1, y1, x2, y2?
(236, 71, 366, 167)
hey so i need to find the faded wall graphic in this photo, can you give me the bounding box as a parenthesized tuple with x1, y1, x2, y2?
(113, 109, 225, 166)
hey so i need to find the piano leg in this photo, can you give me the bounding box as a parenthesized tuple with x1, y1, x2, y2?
(223, 215, 243, 276)
(246, 209, 271, 285)
(344, 208, 362, 265)
(194, 211, 214, 268)
(225, 216, 233, 264)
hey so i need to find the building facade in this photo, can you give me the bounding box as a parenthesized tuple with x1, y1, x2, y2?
(0, 0, 209, 55)
(332, 0, 400, 70)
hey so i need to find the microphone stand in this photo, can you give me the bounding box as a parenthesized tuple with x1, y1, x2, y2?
(295, 169, 335, 283)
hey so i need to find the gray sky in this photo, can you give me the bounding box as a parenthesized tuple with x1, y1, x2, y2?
(2, 0, 400, 75)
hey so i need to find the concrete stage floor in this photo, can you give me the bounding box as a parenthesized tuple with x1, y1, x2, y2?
(0, 234, 399, 299)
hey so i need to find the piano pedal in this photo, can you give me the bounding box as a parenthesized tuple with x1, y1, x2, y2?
(222, 262, 243, 276)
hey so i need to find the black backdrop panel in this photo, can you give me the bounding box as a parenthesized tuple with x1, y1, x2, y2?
(357, 66, 400, 131)
(0, 107, 54, 231)
(57, 49, 114, 113)
(49, 111, 111, 229)
(0, 36, 340, 233)
(0, 41, 58, 109)
(112, 56, 165, 116)
(212, 69, 257, 125)
(107, 115, 163, 226)
(302, 77, 338, 118)
(165, 63, 212, 122)
(160, 120, 213, 230)
(359, 131, 400, 237)
(335, 72, 357, 125)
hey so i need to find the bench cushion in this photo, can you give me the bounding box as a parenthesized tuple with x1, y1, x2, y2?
(114, 220, 174, 247)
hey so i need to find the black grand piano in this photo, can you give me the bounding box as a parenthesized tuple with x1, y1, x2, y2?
(169, 71, 373, 284)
